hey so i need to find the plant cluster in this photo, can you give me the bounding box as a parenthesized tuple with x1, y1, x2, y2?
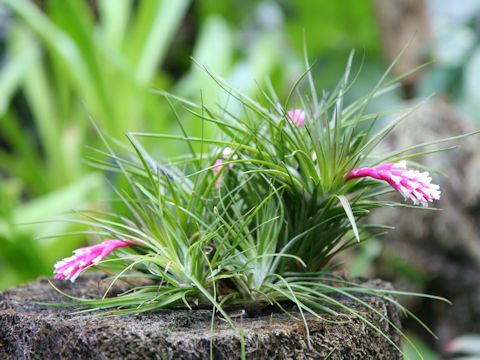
(51, 51, 469, 356)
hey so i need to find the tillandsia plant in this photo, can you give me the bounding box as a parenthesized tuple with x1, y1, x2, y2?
(50, 49, 475, 356)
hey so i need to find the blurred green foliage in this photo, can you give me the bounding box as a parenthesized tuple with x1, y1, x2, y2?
(0, 0, 383, 289)
(403, 333, 443, 360)
(417, 6, 480, 123)
(0, 0, 191, 289)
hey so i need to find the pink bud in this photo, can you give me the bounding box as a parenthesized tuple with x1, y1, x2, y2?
(53, 240, 134, 282)
(287, 109, 305, 127)
(347, 161, 441, 207)
(212, 147, 237, 187)
(212, 158, 225, 177)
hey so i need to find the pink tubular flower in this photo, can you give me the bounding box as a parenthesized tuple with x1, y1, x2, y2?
(346, 161, 441, 207)
(287, 109, 305, 127)
(54, 240, 134, 282)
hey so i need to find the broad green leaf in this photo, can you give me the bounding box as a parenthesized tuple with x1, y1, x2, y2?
(98, 0, 132, 48)
(132, 0, 191, 84)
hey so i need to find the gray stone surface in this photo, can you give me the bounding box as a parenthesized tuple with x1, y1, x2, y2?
(0, 273, 403, 359)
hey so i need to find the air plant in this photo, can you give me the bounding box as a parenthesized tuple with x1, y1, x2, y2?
(50, 49, 475, 357)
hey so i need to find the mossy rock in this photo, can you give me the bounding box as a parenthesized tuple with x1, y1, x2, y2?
(0, 273, 403, 359)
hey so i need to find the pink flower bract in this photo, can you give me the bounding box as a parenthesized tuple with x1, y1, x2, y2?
(347, 161, 441, 207)
(287, 109, 305, 127)
(54, 239, 133, 282)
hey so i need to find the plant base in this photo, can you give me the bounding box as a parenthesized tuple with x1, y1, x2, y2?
(0, 273, 402, 359)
